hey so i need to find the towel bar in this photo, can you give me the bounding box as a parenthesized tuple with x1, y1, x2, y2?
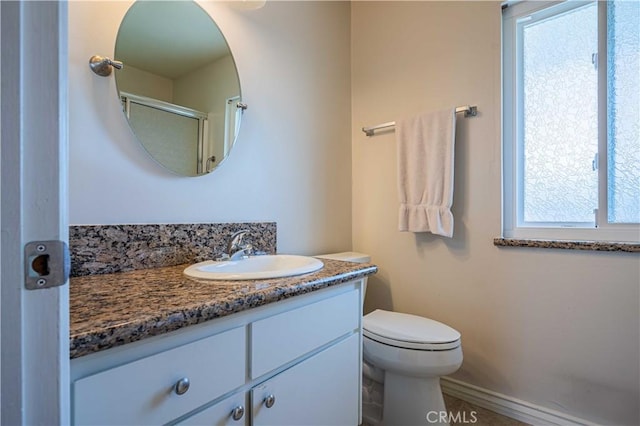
(362, 105, 478, 136)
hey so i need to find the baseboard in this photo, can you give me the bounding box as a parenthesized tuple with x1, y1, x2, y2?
(441, 377, 595, 426)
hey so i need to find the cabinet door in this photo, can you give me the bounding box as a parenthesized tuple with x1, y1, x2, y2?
(251, 334, 359, 426)
(176, 392, 248, 426)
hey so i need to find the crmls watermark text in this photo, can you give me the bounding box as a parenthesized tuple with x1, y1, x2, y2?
(426, 410, 478, 424)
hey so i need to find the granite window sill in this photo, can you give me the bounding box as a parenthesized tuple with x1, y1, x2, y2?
(494, 238, 640, 253)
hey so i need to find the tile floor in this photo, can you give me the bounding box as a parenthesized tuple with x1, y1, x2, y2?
(362, 394, 531, 426)
(443, 394, 531, 426)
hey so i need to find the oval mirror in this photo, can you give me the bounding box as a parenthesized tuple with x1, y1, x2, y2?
(115, 1, 243, 176)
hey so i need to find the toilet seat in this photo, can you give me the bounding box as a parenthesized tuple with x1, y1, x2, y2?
(363, 309, 461, 351)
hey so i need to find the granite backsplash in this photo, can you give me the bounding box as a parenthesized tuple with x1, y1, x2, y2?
(69, 223, 277, 277)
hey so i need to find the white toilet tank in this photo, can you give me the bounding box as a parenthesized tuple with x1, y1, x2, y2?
(316, 252, 371, 302)
(316, 251, 371, 263)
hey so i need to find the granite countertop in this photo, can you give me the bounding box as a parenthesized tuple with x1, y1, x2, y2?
(70, 258, 377, 359)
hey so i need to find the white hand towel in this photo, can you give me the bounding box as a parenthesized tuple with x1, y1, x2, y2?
(396, 108, 456, 237)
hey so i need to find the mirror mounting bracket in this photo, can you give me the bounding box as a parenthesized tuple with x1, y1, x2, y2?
(89, 55, 123, 77)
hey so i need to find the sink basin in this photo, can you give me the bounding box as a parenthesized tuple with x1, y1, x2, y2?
(183, 255, 324, 281)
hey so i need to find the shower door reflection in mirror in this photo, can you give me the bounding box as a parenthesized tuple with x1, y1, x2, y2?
(122, 93, 207, 176)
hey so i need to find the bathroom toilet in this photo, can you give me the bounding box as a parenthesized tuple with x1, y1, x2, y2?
(363, 309, 463, 426)
(317, 252, 463, 426)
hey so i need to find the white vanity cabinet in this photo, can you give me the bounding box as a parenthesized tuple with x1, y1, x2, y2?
(71, 280, 364, 426)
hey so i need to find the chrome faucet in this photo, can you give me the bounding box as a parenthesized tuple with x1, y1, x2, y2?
(225, 230, 253, 261)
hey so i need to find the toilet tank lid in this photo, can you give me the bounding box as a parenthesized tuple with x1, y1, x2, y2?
(315, 252, 371, 263)
(363, 309, 460, 344)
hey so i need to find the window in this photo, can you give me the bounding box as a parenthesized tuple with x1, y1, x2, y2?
(502, 0, 639, 242)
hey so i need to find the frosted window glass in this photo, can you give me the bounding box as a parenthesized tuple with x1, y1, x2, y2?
(521, 4, 598, 223)
(129, 103, 200, 176)
(607, 0, 640, 224)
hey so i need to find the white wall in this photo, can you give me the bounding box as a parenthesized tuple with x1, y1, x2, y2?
(174, 55, 239, 114)
(351, 2, 639, 425)
(116, 65, 173, 103)
(69, 1, 352, 255)
(174, 55, 240, 168)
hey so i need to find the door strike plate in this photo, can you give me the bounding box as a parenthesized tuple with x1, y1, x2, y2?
(24, 240, 70, 290)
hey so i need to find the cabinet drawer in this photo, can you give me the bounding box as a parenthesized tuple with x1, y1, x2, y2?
(251, 289, 359, 378)
(73, 326, 246, 425)
(176, 392, 247, 426)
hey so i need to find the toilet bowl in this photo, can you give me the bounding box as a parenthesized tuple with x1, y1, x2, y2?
(317, 252, 463, 426)
(364, 309, 462, 426)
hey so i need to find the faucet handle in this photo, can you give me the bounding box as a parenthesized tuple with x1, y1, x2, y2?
(230, 229, 250, 242)
(227, 229, 251, 255)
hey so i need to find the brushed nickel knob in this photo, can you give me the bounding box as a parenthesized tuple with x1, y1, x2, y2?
(264, 394, 276, 408)
(231, 405, 245, 421)
(174, 377, 190, 395)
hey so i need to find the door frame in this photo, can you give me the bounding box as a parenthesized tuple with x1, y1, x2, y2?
(1, 1, 70, 424)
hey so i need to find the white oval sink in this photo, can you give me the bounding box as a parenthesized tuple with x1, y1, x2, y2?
(184, 255, 324, 281)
